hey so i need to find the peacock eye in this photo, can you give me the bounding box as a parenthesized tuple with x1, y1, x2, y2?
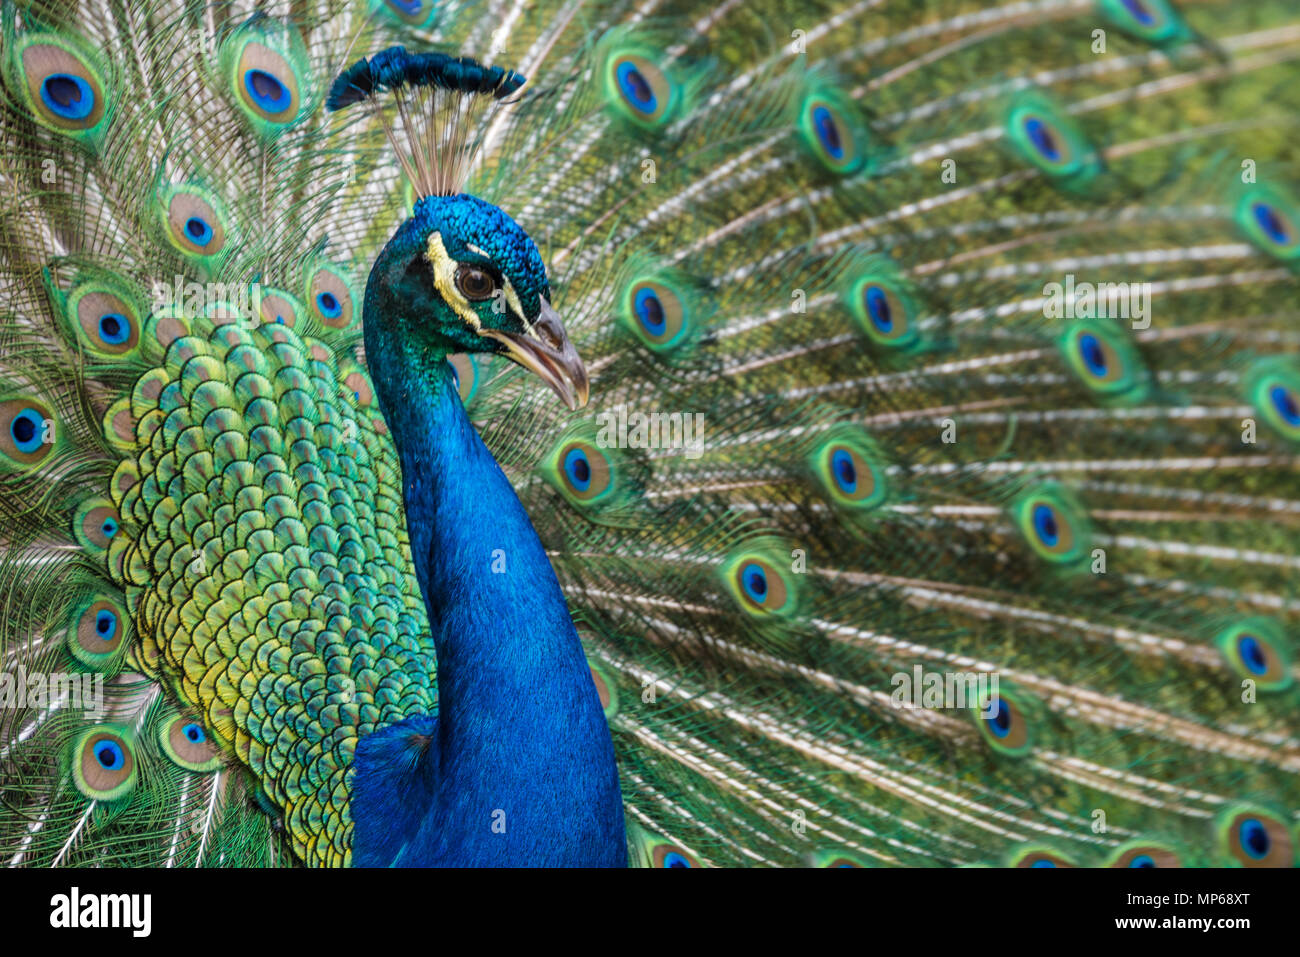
(455, 265, 497, 301)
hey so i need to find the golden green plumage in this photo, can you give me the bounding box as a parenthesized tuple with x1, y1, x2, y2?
(112, 317, 428, 866)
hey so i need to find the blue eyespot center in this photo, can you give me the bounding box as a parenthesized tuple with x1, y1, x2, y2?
(184, 216, 214, 247)
(10, 409, 43, 453)
(1032, 503, 1060, 546)
(182, 722, 205, 744)
(1130, 854, 1156, 868)
(831, 448, 857, 493)
(812, 105, 844, 160)
(40, 73, 94, 121)
(1078, 333, 1108, 377)
(101, 518, 118, 538)
(987, 697, 1012, 738)
(1252, 202, 1292, 246)
(316, 291, 342, 318)
(865, 286, 892, 332)
(740, 563, 769, 604)
(95, 609, 117, 639)
(97, 312, 129, 345)
(564, 448, 592, 491)
(1024, 116, 1061, 162)
(634, 288, 667, 336)
(662, 851, 691, 868)
(1120, 0, 1156, 25)
(1269, 385, 1300, 426)
(1239, 818, 1270, 859)
(1237, 635, 1269, 675)
(1030, 858, 1057, 868)
(390, 0, 423, 14)
(616, 62, 656, 114)
(94, 740, 125, 771)
(244, 69, 292, 114)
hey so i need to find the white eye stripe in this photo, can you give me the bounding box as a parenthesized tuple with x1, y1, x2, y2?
(500, 277, 529, 330)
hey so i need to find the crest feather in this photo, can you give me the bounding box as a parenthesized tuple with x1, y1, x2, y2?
(327, 47, 525, 198)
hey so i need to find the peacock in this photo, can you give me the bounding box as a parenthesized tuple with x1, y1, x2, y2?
(0, 0, 1297, 869)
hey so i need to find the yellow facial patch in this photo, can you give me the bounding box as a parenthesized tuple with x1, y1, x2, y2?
(425, 231, 481, 329)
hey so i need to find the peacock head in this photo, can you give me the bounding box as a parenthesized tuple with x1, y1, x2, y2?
(366, 192, 588, 409)
(329, 48, 587, 408)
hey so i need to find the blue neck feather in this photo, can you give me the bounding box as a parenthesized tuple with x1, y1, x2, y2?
(352, 323, 626, 867)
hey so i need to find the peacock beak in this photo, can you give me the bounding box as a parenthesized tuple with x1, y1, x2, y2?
(478, 300, 590, 410)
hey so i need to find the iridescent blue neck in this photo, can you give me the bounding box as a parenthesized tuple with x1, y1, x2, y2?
(352, 315, 626, 867)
